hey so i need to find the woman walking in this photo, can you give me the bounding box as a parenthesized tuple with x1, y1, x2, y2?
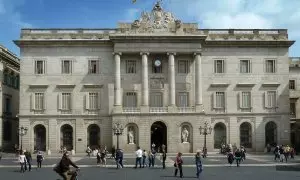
(19, 151, 27, 173)
(174, 152, 183, 178)
(36, 151, 44, 168)
(195, 151, 203, 179)
(227, 150, 234, 166)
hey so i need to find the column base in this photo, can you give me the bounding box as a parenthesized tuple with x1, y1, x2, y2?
(195, 104, 205, 113)
(47, 149, 51, 155)
(168, 105, 177, 113)
(112, 105, 123, 114)
(140, 106, 149, 113)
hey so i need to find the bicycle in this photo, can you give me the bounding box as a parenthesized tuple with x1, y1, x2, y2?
(67, 168, 80, 180)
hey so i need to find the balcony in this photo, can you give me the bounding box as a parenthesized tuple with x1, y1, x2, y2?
(177, 107, 195, 113)
(122, 107, 141, 113)
(290, 112, 296, 119)
(150, 107, 168, 113)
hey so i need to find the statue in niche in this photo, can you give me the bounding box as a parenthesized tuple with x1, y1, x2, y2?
(128, 128, 135, 144)
(181, 127, 189, 143)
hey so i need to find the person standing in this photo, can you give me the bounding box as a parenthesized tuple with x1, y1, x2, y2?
(195, 151, 203, 179)
(227, 150, 234, 166)
(86, 146, 92, 157)
(142, 150, 148, 168)
(134, 146, 143, 168)
(234, 149, 242, 167)
(36, 151, 43, 168)
(151, 148, 156, 167)
(174, 152, 183, 178)
(279, 145, 285, 162)
(24, 150, 32, 171)
(161, 149, 167, 169)
(274, 145, 280, 161)
(19, 151, 27, 173)
(115, 148, 124, 169)
(111, 146, 116, 159)
(96, 148, 101, 166)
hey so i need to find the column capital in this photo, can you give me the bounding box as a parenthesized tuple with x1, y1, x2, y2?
(140, 52, 150, 56)
(167, 52, 176, 56)
(193, 52, 202, 56)
(113, 52, 122, 56)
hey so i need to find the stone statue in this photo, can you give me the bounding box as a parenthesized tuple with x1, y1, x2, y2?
(128, 129, 134, 144)
(181, 127, 189, 143)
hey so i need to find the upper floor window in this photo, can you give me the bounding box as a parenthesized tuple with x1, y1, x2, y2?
(126, 60, 136, 74)
(88, 60, 99, 74)
(85, 92, 100, 110)
(214, 60, 225, 73)
(150, 92, 163, 107)
(240, 60, 251, 73)
(4, 97, 11, 113)
(3, 70, 8, 84)
(178, 60, 189, 74)
(177, 92, 189, 107)
(35, 60, 46, 74)
(15, 75, 19, 89)
(290, 102, 296, 116)
(213, 92, 225, 108)
(123, 92, 137, 107)
(31, 93, 45, 110)
(264, 91, 277, 108)
(289, 80, 295, 90)
(152, 59, 162, 73)
(265, 59, 276, 73)
(58, 93, 72, 110)
(62, 60, 72, 74)
(239, 92, 251, 109)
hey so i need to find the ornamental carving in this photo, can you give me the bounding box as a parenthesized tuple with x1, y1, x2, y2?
(150, 78, 164, 89)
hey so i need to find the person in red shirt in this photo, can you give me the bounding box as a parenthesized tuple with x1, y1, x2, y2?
(174, 152, 183, 178)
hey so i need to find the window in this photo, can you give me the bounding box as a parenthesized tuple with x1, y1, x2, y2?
(86, 92, 99, 110)
(4, 98, 11, 113)
(3, 121, 12, 141)
(265, 60, 276, 73)
(58, 93, 71, 110)
(213, 92, 225, 108)
(62, 60, 72, 74)
(34, 93, 45, 110)
(35, 60, 45, 74)
(178, 60, 189, 74)
(15, 75, 19, 89)
(88, 60, 99, 74)
(126, 60, 136, 74)
(290, 102, 296, 116)
(265, 91, 277, 108)
(150, 92, 163, 107)
(3, 71, 8, 84)
(240, 92, 251, 108)
(123, 92, 137, 107)
(177, 92, 189, 107)
(152, 59, 162, 73)
(214, 60, 225, 73)
(240, 60, 251, 73)
(289, 80, 295, 90)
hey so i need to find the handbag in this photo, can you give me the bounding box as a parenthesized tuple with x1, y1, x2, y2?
(173, 162, 177, 167)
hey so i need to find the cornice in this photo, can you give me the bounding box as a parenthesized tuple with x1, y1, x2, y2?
(204, 40, 295, 47)
(109, 35, 207, 43)
(13, 39, 113, 47)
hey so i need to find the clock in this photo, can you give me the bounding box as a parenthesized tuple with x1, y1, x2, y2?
(154, 59, 161, 67)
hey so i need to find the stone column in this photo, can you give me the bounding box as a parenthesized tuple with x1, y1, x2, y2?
(113, 52, 122, 107)
(194, 53, 203, 112)
(141, 52, 149, 106)
(167, 52, 176, 106)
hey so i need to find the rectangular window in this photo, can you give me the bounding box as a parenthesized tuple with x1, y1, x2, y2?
(265, 60, 276, 73)
(88, 60, 99, 74)
(240, 92, 251, 108)
(214, 60, 224, 73)
(123, 92, 137, 107)
(5, 98, 11, 113)
(214, 92, 225, 108)
(61, 60, 72, 74)
(61, 93, 71, 110)
(35, 60, 45, 74)
(289, 80, 295, 90)
(126, 60, 136, 74)
(265, 91, 277, 108)
(34, 93, 45, 110)
(150, 92, 163, 107)
(178, 60, 189, 74)
(89, 93, 99, 109)
(177, 92, 189, 107)
(290, 102, 296, 116)
(240, 60, 251, 73)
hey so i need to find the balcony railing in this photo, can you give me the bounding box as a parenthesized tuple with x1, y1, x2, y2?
(150, 107, 168, 113)
(177, 107, 195, 113)
(290, 112, 296, 118)
(123, 107, 141, 113)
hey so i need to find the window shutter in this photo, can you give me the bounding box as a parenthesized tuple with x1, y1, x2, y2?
(58, 93, 62, 110)
(249, 92, 253, 109)
(223, 92, 227, 109)
(239, 92, 243, 108)
(88, 60, 91, 73)
(213, 92, 217, 108)
(96, 60, 100, 74)
(43, 93, 46, 110)
(264, 92, 269, 108)
(275, 90, 279, 108)
(69, 93, 72, 110)
(85, 92, 90, 110)
(30, 93, 35, 110)
(98, 92, 101, 109)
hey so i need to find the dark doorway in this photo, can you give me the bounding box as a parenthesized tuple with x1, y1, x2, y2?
(34, 125, 46, 151)
(214, 122, 227, 149)
(151, 121, 167, 152)
(61, 124, 73, 151)
(87, 124, 100, 149)
(265, 121, 277, 146)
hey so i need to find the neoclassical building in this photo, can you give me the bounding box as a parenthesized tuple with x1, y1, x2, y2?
(0, 44, 20, 151)
(15, 2, 294, 154)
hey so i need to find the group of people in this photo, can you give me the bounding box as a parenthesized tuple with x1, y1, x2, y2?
(273, 144, 296, 162)
(18, 150, 44, 173)
(226, 147, 246, 167)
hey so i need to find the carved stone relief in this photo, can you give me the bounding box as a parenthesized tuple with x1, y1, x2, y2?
(150, 78, 164, 89)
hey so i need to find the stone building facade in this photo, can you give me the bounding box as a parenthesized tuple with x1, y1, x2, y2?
(0, 44, 20, 151)
(15, 2, 294, 154)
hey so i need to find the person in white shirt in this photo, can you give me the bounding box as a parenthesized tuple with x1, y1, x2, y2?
(134, 146, 143, 168)
(19, 151, 27, 173)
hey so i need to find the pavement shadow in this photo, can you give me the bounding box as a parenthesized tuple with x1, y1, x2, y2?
(161, 175, 196, 178)
(276, 165, 300, 171)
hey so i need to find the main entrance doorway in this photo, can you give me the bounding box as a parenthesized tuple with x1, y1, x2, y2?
(87, 124, 100, 149)
(34, 125, 46, 151)
(151, 121, 167, 152)
(61, 124, 73, 151)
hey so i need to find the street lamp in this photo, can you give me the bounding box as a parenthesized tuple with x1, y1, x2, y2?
(112, 122, 124, 149)
(199, 121, 212, 158)
(18, 126, 28, 151)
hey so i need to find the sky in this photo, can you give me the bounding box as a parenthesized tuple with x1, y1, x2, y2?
(0, 0, 299, 57)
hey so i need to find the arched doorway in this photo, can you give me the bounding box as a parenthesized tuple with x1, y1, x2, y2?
(61, 124, 73, 151)
(34, 125, 46, 151)
(151, 121, 167, 152)
(265, 121, 277, 146)
(214, 122, 226, 149)
(240, 122, 252, 148)
(291, 123, 300, 153)
(87, 124, 100, 149)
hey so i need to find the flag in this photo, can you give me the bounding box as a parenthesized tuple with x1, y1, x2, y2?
(132, 0, 137, 3)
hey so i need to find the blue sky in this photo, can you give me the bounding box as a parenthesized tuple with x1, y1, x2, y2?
(0, 0, 299, 57)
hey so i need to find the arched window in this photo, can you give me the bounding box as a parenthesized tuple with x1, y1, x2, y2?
(240, 122, 252, 148)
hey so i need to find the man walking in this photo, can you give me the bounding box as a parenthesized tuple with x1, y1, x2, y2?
(161, 149, 167, 169)
(116, 148, 124, 169)
(135, 146, 143, 168)
(24, 150, 32, 171)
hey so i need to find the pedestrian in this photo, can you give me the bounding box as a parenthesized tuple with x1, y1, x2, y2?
(241, 146, 246, 161)
(142, 150, 148, 168)
(111, 146, 116, 159)
(86, 146, 92, 157)
(227, 150, 234, 166)
(195, 150, 203, 179)
(100, 148, 107, 167)
(96, 149, 101, 165)
(115, 148, 124, 169)
(284, 145, 290, 163)
(36, 151, 43, 168)
(279, 145, 285, 162)
(24, 150, 32, 171)
(134, 146, 143, 168)
(274, 145, 280, 161)
(151, 148, 156, 167)
(234, 149, 242, 167)
(174, 152, 183, 178)
(290, 147, 295, 159)
(161, 148, 167, 169)
(148, 150, 152, 167)
(19, 151, 27, 173)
